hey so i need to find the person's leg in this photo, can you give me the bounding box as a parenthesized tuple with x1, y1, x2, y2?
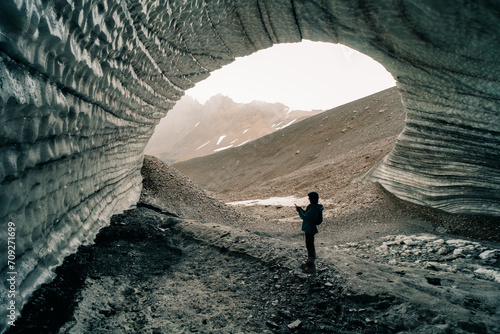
(301, 234, 309, 269)
(304, 233, 316, 272)
(305, 233, 316, 259)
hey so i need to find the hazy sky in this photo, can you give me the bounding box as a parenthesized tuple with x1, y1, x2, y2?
(186, 41, 396, 111)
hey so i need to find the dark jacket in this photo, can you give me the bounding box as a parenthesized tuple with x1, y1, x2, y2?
(298, 203, 324, 234)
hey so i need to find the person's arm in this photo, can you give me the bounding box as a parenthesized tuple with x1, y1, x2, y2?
(298, 205, 318, 221)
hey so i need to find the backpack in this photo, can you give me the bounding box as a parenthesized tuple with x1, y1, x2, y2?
(315, 210, 323, 225)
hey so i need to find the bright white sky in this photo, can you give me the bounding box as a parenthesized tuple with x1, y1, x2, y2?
(186, 40, 396, 111)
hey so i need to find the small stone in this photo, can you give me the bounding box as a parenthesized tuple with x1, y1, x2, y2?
(424, 263, 439, 271)
(437, 247, 449, 255)
(426, 277, 441, 286)
(433, 239, 445, 245)
(287, 320, 302, 330)
(266, 321, 279, 328)
(436, 227, 449, 234)
(479, 249, 498, 260)
(403, 238, 421, 246)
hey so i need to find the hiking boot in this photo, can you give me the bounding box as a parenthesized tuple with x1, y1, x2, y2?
(303, 264, 316, 274)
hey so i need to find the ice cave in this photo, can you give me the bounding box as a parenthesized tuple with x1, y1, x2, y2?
(0, 0, 499, 327)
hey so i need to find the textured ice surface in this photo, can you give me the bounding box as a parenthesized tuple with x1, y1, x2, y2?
(1, 0, 499, 330)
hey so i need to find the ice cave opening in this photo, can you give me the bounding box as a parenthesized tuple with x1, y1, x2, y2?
(146, 41, 397, 164)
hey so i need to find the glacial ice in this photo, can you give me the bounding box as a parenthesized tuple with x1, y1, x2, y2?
(0, 0, 499, 330)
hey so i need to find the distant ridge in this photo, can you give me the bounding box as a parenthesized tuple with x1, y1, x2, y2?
(145, 94, 323, 163)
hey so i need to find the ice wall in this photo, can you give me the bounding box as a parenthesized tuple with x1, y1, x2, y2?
(0, 0, 499, 329)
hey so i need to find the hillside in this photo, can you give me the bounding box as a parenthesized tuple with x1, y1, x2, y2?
(145, 94, 323, 163)
(173, 87, 405, 201)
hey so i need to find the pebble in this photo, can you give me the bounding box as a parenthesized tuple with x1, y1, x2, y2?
(437, 247, 449, 255)
(266, 321, 279, 328)
(287, 319, 302, 329)
(479, 249, 498, 260)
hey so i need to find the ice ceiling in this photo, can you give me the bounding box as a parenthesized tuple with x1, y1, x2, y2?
(0, 0, 499, 325)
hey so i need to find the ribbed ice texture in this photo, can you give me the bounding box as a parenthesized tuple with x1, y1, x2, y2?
(1, 0, 499, 329)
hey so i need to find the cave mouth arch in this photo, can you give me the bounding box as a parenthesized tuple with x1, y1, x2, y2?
(147, 41, 398, 163)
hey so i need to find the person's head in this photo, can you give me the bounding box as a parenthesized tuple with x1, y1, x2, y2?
(308, 192, 319, 204)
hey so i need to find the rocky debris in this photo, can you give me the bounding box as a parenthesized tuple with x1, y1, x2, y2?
(321, 234, 500, 334)
(140, 155, 255, 228)
(337, 234, 500, 283)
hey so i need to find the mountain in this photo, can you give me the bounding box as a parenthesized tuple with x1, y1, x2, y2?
(172, 87, 406, 200)
(145, 94, 323, 163)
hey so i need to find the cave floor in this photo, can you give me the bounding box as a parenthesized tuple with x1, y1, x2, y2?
(8, 206, 378, 334)
(8, 203, 500, 334)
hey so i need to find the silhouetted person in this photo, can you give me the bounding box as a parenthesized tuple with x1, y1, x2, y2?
(295, 192, 324, 273)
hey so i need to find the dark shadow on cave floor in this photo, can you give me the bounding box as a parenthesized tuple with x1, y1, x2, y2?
(6, 207, 183, 333)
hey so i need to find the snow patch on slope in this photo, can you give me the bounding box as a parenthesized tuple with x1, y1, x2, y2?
(214, 145, 233, 152)
(217, 135, 227, 145)
(196, 141, 210, 151)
